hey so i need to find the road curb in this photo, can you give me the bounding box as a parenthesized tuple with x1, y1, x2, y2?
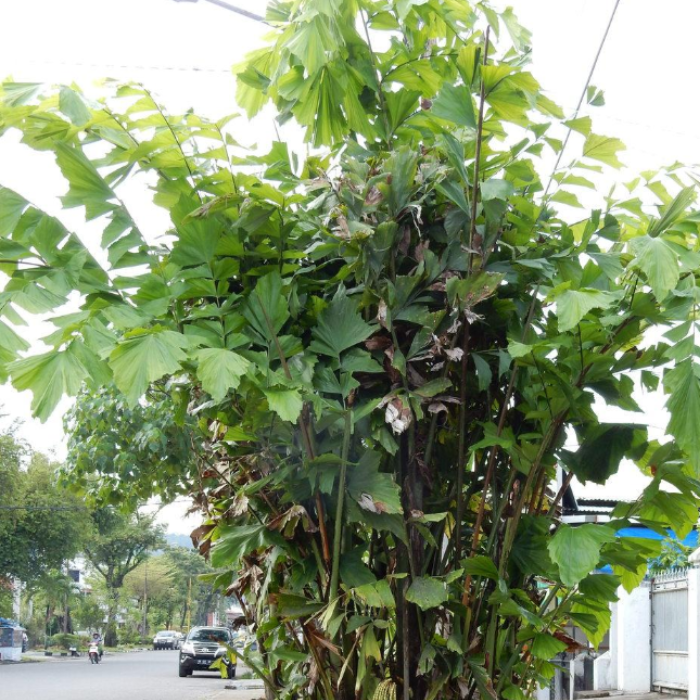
(225, 679, 265, 691)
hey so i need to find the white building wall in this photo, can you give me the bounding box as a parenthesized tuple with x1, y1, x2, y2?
(593, 651, 611, 690)
(687, 563, 700, 700)
(610, 584, 651, 693)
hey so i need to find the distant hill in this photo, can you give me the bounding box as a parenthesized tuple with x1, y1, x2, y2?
(165, 533, 193, 549)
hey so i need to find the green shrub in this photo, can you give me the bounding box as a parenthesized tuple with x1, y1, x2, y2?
(117, 627, 142, 645)
(49, 633, 80, 650)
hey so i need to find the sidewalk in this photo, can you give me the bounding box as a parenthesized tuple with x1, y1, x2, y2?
(210, 691, 264, 700)
(574, 694, 686, 700)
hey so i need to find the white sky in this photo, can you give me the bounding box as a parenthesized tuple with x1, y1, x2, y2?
(1, 0, 698, 532)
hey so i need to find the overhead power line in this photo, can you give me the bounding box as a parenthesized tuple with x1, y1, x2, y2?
(0, 505, 87, 512)
(170, 0, 271, 25)
(17, 59, 231, 75)
(544, 0, 623, 197)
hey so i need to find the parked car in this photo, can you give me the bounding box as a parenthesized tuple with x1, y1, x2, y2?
(232, 628, 257, 653)
(153, 630, 180, 650)
(178, 626, 236, 678)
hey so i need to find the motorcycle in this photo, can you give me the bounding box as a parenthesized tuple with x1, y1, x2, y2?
(88, 643, 101, 664)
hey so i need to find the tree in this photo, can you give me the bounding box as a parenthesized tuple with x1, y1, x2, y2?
(72, 593, 105, 635)
(30, 569, 77, 642)
(123, 547, 227, 632)
(63, 384, 198, 508)
(85, 509, 164, 646)
(648, 538, 694, 574)
(124, 556, 175, 635)
(165, 546, 226, 629)
(1, 2, 700, 699)
(0, 434, 89, 585)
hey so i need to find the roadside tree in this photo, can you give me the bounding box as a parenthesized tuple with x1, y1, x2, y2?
(84, 509, 164, 646)
(0, 435, 88, 585)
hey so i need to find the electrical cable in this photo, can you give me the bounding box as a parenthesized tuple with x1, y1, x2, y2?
(543, 0, 623, 198)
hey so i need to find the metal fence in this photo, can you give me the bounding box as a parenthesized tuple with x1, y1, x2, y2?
(651, 568, 689, 693)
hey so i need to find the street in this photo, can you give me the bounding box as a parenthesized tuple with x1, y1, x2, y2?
(0, 650, 259, 700)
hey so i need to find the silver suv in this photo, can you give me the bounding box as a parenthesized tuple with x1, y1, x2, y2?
(153, 630, 180, 650)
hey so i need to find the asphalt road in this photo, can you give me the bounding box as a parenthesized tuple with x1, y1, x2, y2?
(0, 649, 253, 700)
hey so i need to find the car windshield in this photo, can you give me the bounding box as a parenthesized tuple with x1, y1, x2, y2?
(156, 631, 175, 637)
(188, 629, 229, 643)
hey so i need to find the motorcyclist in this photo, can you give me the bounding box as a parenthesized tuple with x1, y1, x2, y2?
(91, 632, 104, 658)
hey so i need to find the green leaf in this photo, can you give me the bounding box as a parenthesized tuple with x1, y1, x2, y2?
(437, 180, 470, 214)
(554, 288, 613, 332)
(548, 524, 616, 586)
(109, 329, 189, 405)
(210, 524, 283, 568)
(550, 190, 582, 209)
(501, 7, 532, 51)
(481, 179, 515, 201)
(396, 0, 429, 20)
(468, 660, 498, 700)
(613, 562, 647, 594)
(354, 579, 396, 608)
(341, 349, 383, 374)
(386, 89, 422, 133)
(570, 600, 610, 648)
(54, 142, 115, 220)
(578, 573, 620, 603)
(472, 354, 492, 392)
(405, 576, 448, 610)
(561, 424, 645, 485)
(340, 548, 377, 589)
(11, 349, 88, 421)
(276, 593, 324, 619)
(263, 387, 303, 423)
(648, 186, 695, 237)
(664, 359, 700, 474)
(564, 116, 592, 136)
(170, 214, 220, 267)
(502, 685, 526, 700)
(196, 349, 251, 402)
(441, 132, 469, 185)
(431, 84, 476, 129)
(630, 235, 679, 300)
(582, 134, 625, 168)
(285, 15, 338, 75)
(347, 450, 402, 514)
(0, 82, 42, 107)
(446, 271, 504, 308)
(462, 555, 499, 580)
(507, 341, 533, 359)
(0, 186, 28, 236)
(242, 271, 290, 343)
(586, 85, 605, 106)
(309, 289, 374, 358)
(59, 87, 91, 126)
(0, 318, 29, 362)
(512, 515, 553, 576)
(530, 633, 567, 660)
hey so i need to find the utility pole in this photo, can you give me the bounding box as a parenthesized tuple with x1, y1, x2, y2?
(186, 577, 192, 631)
(142, 562, 148, 637)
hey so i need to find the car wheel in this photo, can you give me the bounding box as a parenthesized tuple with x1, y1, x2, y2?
(178, 665, 188, 678)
